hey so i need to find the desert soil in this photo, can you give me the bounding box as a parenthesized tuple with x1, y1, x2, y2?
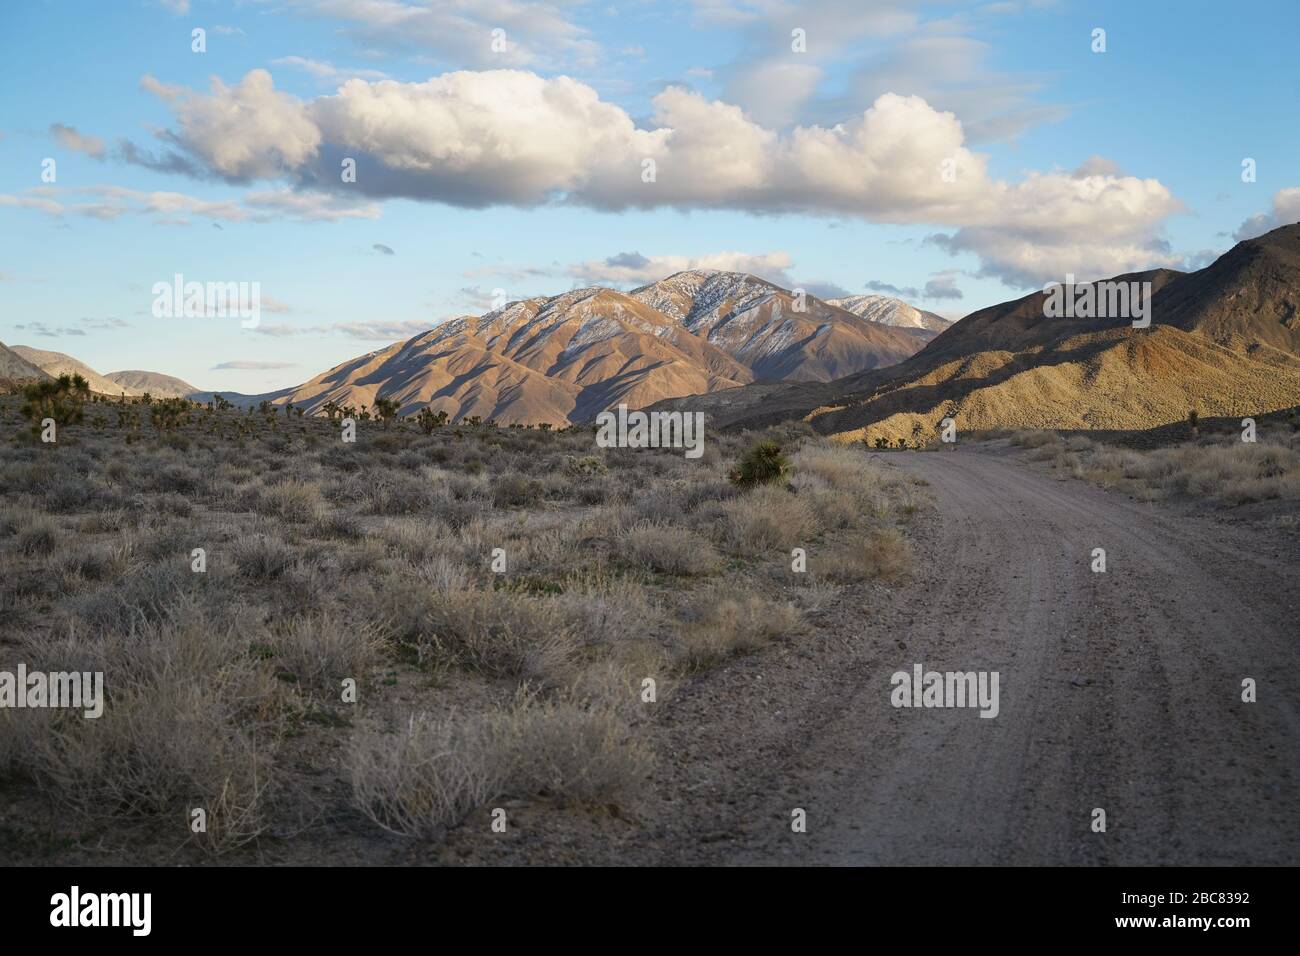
(479, 444, 1298, 866)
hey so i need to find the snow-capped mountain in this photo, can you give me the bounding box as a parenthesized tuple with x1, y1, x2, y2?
(827, 294, 952, 332)
(630, 271, 928, 381)
(84, 273, 938, 426)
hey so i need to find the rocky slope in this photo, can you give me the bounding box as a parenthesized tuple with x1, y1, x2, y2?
(648, 223, 1300, 439)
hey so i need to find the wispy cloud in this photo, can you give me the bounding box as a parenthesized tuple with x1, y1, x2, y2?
(50, 123, 105, 158)
(14, 321, 86, 338)
(248, 319, 438, 342)
(212, 360, 297, 370)
(271, 56, 389, 84)
(0, 185, 380, 225)
(569, 251, 795, 287)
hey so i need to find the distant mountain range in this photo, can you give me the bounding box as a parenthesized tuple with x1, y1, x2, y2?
(0, 347, 199, 399)
(8, 345, 137, 397)
(102, 370, 198, 399)
(651, 222, 1300, 437)
(1, 272, 939, 424)
(14, 222, 1295, 437)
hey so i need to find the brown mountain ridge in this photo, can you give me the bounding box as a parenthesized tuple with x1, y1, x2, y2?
(649, 222, 1300, 439)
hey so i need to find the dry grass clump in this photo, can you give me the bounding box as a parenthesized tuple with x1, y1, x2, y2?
(1010, 429, 1061, 449)
(820, 527, 915, 583)
(1, 604, 282, 854)
(14, 514, 59, 555)
(349, 694, 649, 837)
(676, 588, 803, 671)
(618, 520, 720, 575)
(1027, 428, 1300, 505)
(256, 479, 326, 523)
(553, 572, 663, 649)
(378, 586, 579, 684)
(232, 534, 297, 581)
(719, 484, 818, 554)
(265, 614, 382, 692)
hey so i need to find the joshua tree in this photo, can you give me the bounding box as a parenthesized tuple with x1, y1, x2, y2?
(19, 373, 89, 439)
(416, 407, 449, 434)
(373, 397, 399, 429)
(1187, 408, 1199, 437)
(150, 397, 190, 431)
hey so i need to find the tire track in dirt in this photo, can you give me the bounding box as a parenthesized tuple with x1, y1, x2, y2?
(729, 448, 1299, 865)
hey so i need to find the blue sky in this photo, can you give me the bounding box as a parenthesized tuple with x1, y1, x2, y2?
(1, 0, 1297, 392)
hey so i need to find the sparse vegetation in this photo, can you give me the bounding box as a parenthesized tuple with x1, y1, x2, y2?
(0, 392, 923, 863)
(1007, 417, 1300, 507)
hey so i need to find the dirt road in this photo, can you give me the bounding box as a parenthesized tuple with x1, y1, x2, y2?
(722, 447, 1300, 865)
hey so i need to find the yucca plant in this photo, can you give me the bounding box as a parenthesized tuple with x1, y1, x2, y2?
(728, 440, 790, 487)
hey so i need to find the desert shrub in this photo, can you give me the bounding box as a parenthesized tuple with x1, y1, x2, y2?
(429, 486, 485, 529)
(676, 589, 802, 671)
(618, 520, 719, 576)
(65, 561, 206, 634)
(352, 470, 436, 516)
(257, 480, 326, 523)
(506, 697, 651, 803)
(149, 462, 206, 496)
(802, 486, 859, 530)
(1010, 429, 1059, 448)
(233, 535, 296, 581)
(561, 455, 608, 478)
(5, 607, 280, 853)
(378, 520, 446, 563)
(553, 573, 662, 648)
(728, 440, 790, 487)
(821, 527, 914, 582)
(15, 515, 59, 555)
(42, 478, 96, 514)
(266, 614, 381, 691)
(491, 474, 542, 508)
(718, 484, 818, 554)
(313, 510, 363, 541)
(377, 587, 577, 684)
(349, 695, 648, 838)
